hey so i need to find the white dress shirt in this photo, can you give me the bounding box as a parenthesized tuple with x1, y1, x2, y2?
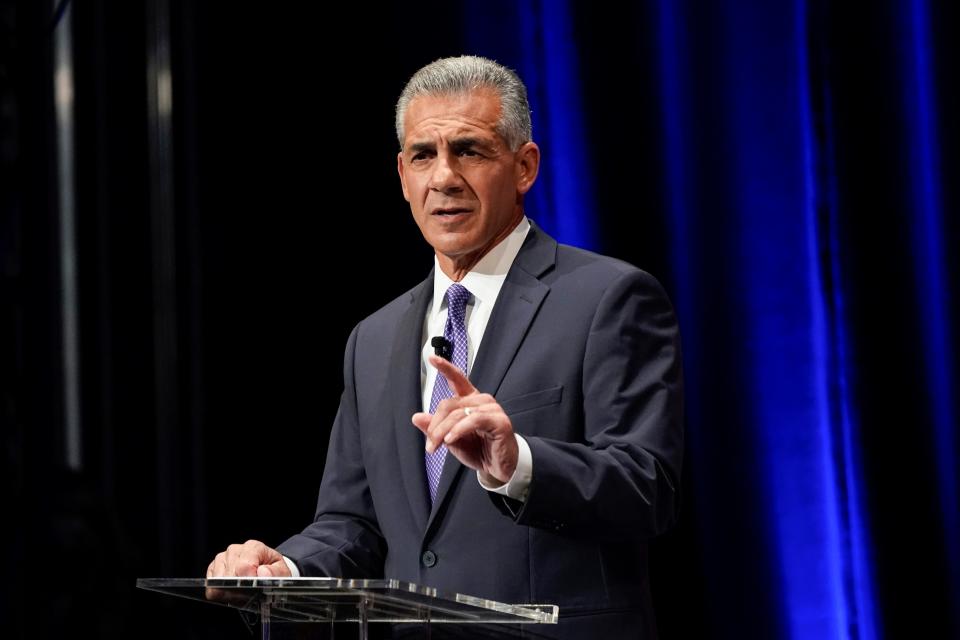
(420, 217, 533, 502)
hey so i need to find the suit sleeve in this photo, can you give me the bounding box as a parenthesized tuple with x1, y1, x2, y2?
(503, 269, 683, 539)
(275, 324, 387, 577)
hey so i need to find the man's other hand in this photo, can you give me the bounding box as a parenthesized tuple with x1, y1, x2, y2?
(205, 539, 291, 600)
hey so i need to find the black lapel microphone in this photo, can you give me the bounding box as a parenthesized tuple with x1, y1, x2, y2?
(431, 336, 453, 361)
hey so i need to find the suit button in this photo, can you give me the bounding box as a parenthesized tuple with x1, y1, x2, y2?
(421, 550, 437, 568)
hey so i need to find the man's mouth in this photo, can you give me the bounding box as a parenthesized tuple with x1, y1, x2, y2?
(431, 207, 473, 218)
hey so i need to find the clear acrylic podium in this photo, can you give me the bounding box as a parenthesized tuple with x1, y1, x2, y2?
(137, 577, 558, 639)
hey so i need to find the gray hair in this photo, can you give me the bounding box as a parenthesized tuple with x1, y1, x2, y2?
(395, 55, 532, 152)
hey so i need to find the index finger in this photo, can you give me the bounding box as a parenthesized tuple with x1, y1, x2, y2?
(429, 354, 477, 397)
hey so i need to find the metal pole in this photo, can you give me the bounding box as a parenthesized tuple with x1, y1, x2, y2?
(52, 0, 82, 471)
(146, 0, 179, 574)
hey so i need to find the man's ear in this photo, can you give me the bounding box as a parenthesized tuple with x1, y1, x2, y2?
(397, 152, 411, 202)
(515, 142, 540, 195)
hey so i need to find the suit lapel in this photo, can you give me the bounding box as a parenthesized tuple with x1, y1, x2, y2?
(391, 272, 434, 534)
(425, 222, 556, 532)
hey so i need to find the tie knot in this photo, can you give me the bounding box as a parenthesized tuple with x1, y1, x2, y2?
(445, 283, 471, 321)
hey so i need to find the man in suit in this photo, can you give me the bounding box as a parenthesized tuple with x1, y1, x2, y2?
(208, 55, 683, 639)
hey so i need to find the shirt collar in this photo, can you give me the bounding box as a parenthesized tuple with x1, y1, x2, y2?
(431, 216, 531, 316)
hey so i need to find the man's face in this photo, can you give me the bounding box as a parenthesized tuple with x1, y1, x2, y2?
(397, 89, 538, 267)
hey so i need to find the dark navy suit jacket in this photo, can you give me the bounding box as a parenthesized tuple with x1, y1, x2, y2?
(278, 222, 684, 639)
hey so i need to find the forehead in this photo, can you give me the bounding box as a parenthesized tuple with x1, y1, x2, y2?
(403, 89, 503, 144)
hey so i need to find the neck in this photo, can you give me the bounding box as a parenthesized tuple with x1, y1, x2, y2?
(437, 253, 484, 282)
(436, 213, 523, 281)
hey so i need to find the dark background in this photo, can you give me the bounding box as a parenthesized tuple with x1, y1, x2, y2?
(3, 1, 958, 638)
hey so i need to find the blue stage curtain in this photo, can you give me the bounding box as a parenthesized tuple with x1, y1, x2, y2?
(460, 1, 958, 637)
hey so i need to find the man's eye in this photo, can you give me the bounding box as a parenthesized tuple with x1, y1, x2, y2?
(411, 152, 431, 161)
(459, 149, 479, 157)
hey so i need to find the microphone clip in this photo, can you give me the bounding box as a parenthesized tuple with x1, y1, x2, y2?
(431, 336, 453, 361)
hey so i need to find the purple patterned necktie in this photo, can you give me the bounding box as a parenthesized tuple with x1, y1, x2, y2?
(425, 283, 471, 503)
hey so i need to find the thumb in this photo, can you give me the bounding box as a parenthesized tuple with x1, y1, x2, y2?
(257, 559, 292, 577)
(411, 412, 431, 434)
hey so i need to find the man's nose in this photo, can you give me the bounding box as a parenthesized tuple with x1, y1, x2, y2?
(428, 153, 463, 193)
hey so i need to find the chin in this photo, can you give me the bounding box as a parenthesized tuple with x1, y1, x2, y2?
(427, 233, 477, 255)
(433, 244, 471, 259)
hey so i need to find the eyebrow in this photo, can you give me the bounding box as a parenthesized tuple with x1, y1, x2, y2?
(407, 141, 435, 155)
(406, 136, 492, 155)
(450, 137, 488, 152)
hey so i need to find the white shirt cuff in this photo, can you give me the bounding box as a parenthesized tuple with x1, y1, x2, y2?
(477, 434, 532, 502)
(282, 555, 301, 577)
